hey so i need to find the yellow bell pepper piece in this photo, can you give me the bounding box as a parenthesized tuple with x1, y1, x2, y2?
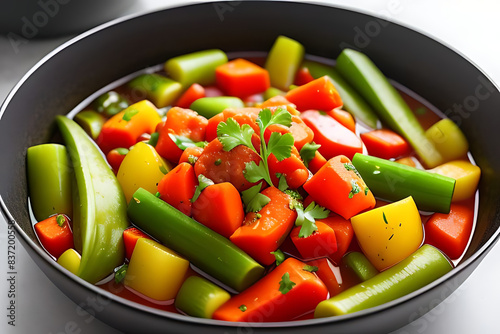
(117, 142, 172, 203)
(425, 119, 469, 163)
(351, 196, 423, 271)
(124, 238, 189, 301)
(57, 249, 81, 275)
(430, 160, 480, 202)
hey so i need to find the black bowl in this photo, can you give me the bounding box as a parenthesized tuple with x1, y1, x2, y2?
(1, 1, 500, 333)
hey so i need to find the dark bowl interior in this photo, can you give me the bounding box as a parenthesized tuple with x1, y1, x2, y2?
(1, 1, 500, 333)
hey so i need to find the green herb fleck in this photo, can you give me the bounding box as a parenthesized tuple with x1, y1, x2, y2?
(364, 187, 369, 195)
(114, 264, 128, 283)
(270, 249, 285, 266)
(159, 165, 169, 175)
(344, 163, 361, 178)
(276, 173, 289, 191)
(303, 265, 319, 273)
(239, 305, 247, 312)
(155, 192, 161, 198)
(318, 110, 327, 116)
(279, 272, 296, 294)
(299, 142, 321, 167)
(148, 132, 159, 147)
(187, 155, 198, 165)
(122, 108, 139, 121)
(256, 213, 262, 219)
(415, 107, 427, 115)
(294, 201, 330, 238)
(56, 214, 66, 227)
(348, 179, 361, 199)
(383, 212, 389, 225)
(168, 134, 207, 151)
(191, 174, 214, 202)
(214, 158, 222, 166)
(241, 184, 270, 213)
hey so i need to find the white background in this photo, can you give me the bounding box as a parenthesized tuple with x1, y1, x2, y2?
(1, 0, 500, 333)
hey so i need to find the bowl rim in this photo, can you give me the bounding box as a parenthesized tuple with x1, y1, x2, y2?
(1, 0, 500, 329)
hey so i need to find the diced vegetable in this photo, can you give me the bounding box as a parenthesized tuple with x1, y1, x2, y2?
(303, 155, 375, 220)
(351, 196, 423, 271)
(290, 221, 337, 259)
(360, 129, 410, 159)
(175, 276, 231, 319)
(230, 187, 297, 265)
(74, 110, 106, 140)
(302, 60, 380, 129)
(352, 153, 456, 213)
(336, 48, 443, 168)
(127, 188, 265, 292)
(192, 182, 244, 238)
(314, 244, 453, 317)
(425, 118, 469, 163)
(213, 258, 328, 322)
(294, 66, 315, 86)
(124, 238, 189, 301)
(322, 214, 354, 265)
(216, 58, 270, 98)
(175, 83, 206, 108)
(106, 147, 129, 172)
(425, 201, 474, 259)
(97, 100, 162, 154)
(178, 145, 204, 165)
(117, 142, 171, 203)
(165, 49, 228, 87)
(56, 248, 81, 275)
(128, 73, 182, 108)
(190, 96, 244, 119)
(325, 108, 356, 133)
(343, 252, 379, 282)
(93, 91, 129, 117)
(268, 146, 309, 190)
(430, 160, 481, 201)
(307, 150, 328, 174)
(265, 35, 305, 91)
(286, 76, 343, 112)
(157, 162, 197, 216)
(27, 143, 73, 221)
(123, 227, 152, 260)
(56, 116, 128, 283)
(300, 110, 363, 160)
(34, 214, 74, 259)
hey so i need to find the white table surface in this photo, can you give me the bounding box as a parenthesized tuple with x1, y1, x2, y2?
(1, 0, 500, 333)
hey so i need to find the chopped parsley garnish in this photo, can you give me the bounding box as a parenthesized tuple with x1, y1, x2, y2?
(241, 184, 270, 213)
(293, 201, 330, 238)
(56, 214, 66, 227)
(364, 187, 369, 195)
(383, 212, 389, 224)
(217, 108, 294, 187)
(303, 265, 319, 273)
(279, 272, 296, 294)
(276, 173, 289, 191)
(191, 174, 214, 202)
(159, 165, 169, 175)
(214, 158, 222, 166)
(344, 163, 361, 178)
(122, 108, 139, 121)
(187, 155, 198, 165)
(270, 249, 285, 266)
(168, 133, 207, 151)
(299, 142, 321, 167)
(114, 264, 128, 283)
(348, 179, 361, 199)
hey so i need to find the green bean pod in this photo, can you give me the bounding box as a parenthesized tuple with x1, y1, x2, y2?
(127, 188, 265, 292)
(56, 116, 128, 284)
(174, 276, 231, 318)
(352, 153, 455, 213)
(302, 60, 379, 129)
(190, 96, 244, 119)
(315, 244, 453, 317)
(343, 251, 378, 282)
(165, 49, 228, 87)
(335, 49, 443, 168)
(128, 73, 182, 108)
(27, 143, 73, 221)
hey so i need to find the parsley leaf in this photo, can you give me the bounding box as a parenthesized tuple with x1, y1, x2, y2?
(299, 142, 321, 167)
(276, 173, 289, 192)
(243, 161, 267, 183)
(270, 249, 285, 266)
(295, 201, 330, 238)
(303, 265, 319, 273)
(348, 179, 361, 199)
(191, 174, 214, 202)
(267, 132, 294, 162)
(114, 264, 128, 283)
(217, 118, 255, 152)
(122, 108, 139, 121)
(241, 184, 270, 213)
(168, 134, 207, 151)
(344, 163, 361, 178)
(256, 108, 292, 130)
(279, 272, 296, 294)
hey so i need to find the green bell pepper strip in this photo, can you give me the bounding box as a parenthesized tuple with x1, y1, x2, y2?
(56, 116, 128, 284)
(174, 276, 231, 319)
(265, 35, 305, 91)
(315, 244, 453, 317)
(302, 60, 379, 129)
(189, 96, 244, 119)
(352, 153, 455, 213)
(128, 73, 182, 108)
(27, 143, 73, 221)
(93, 91, 129, 117)
(73, 110, 106, 140)
(127, 188, 265, 292)
(335, 49, 443, 168)
(165, 49, 228, 88)
(343, 251, 378, 282)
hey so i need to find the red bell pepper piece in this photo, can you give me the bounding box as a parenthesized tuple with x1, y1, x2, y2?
(360, 128, 411, 159)
(294, 66, 315, 86)
(303, 155, 376, 219)
(285, 76, 343, 112)
(213, 257, 328, 322)
(34, 214, 74, 259)
(290, 221, 337, 259)
(230, 187, 297, 265)
(301, 110, 363, 160)
(157, 162, 197, 216)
